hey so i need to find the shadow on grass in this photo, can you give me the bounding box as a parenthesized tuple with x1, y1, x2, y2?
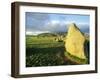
(26, 40, 89, 67)
(26, 46, 66, 67)
(84, 40, 90, 64)
(26, 46, 65, 57)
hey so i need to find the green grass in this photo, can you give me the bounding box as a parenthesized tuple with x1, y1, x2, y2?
(26, 36, 66, 67)
(26, 35, 89, 67)
(64, 52, 88, 64)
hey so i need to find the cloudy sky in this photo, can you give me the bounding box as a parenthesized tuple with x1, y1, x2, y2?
(25, 12, 90, 35)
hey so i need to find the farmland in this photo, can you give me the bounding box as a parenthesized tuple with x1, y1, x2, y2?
(26, 34, 75, 67)
(26, 32, 89, 67)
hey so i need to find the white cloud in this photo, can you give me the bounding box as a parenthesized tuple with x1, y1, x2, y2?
(51, 20, 60, 24)
(65, 21, 76, 24)
(26, 31, 50, 35)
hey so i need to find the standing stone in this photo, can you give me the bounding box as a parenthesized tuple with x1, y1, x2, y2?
(65, 23, 86, 59)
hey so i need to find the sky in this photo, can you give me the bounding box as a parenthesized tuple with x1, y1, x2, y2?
(25, 12, 90, 35)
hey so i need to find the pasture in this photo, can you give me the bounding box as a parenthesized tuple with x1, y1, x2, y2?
(26, 35, 75, 67)
(26, 34, 89, 67)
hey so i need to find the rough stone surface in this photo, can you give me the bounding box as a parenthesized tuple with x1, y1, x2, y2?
(65, 23, 86, 59)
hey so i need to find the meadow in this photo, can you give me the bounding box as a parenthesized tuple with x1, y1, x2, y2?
(26, 33, 89, 67)
(26, 34, 76, 67)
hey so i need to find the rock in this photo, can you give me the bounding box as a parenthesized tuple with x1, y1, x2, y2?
(65, 23, 86, 59)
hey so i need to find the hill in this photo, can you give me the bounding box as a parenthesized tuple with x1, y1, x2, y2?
(37, 32, 67, 37)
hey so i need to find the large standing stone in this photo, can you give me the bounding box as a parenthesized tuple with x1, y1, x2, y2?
(65, 23, 86, 59)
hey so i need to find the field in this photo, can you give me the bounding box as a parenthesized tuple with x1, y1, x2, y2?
(26, 35, 76, 67)
(26, 33, 89, 67)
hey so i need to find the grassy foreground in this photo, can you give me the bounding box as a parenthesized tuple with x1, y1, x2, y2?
(26, 36, 66, 67)
(64, 52, 88, 64)
(26, 35, 89, 67)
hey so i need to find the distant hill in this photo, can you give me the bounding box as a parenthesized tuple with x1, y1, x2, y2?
(84, 33, 89, 40)
(37, 32, 67, 37)
(37, 33, 57, 37)
(54, 32, 67, 37)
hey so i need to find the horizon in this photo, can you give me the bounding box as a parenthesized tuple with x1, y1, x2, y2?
(26, 29, 89, 36)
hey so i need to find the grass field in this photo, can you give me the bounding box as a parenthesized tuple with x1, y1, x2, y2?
(26, 35, 89, 67)
(26, 35, 75, 67)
